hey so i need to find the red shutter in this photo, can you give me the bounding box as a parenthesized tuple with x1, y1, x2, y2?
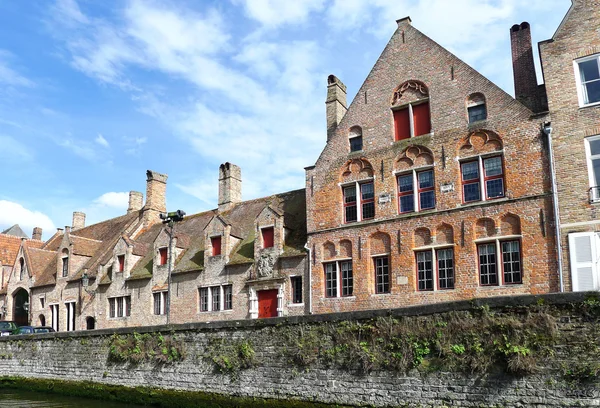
(262, 227, 274, 248)
(118, 255, 124, 272)
(393, 108, 410, 140)
(159, 248, 168, 265)
(412, 102, 431, 136)
(211, 236, 221, 256)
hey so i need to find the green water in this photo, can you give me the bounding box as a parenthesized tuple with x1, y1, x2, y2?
(0, 389, 145, 407)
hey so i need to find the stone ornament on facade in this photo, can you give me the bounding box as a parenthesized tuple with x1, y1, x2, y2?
(257, 252, 276, 278)
(340, 157, 374, 181)
(391, 80, 429, 106)
(459, 129, 503, 154)
(394, 145, 434, 171)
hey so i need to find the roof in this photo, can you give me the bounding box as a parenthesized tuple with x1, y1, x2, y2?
(70, 235, 102, 257)
(0, 234, 24, 266)
(27, 247, 59, 288)
(1, 225, 28, 238)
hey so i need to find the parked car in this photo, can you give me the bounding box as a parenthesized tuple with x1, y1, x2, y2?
(14, 326, 35, 335)
(0, 321, 18, 336)
(33, 326, 56, 334)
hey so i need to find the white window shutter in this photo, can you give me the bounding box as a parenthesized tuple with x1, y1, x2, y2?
(569, 232, 599, 291)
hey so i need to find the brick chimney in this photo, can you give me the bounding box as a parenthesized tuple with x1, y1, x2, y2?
(32, 227, 42, 241)
(127, 191, 143, 214)
(218, 163, 241, 213)
(510, 22, 540, 112)
(72, 212, 86, 230)
(143, 170, 168, 227)
(326, 74, 347, 142)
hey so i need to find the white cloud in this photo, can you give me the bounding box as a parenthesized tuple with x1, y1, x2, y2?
(234, 0, 325, 28)
(0, 50, 34, 87)
(95, 133, 109, 148)
(58, 138, 98, 161)
(0, 200, 56, 238)
(93, 192, 129, 209)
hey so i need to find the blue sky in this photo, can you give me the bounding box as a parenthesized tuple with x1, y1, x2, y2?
(0, 0, 570, 239)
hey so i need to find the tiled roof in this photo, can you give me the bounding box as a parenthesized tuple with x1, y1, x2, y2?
(0, 234, 24, 266)
(1, 224, 28, 238)
(70, 235, 102, 257)
(27, 247, 58, 288)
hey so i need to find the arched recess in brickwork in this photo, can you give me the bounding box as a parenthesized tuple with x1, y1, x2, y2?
(394, 145, 434, 171)
(500, 213, 521, 235)
(370, 232, 391, 255)
(458, 129, 503, 156)
(340, 157, 374, 183)
(323, 241, 336, 260)
(436, 223, 454, 245)
(391, 80, 429, 106)
(475, 218, 496, 239)
(339, 240, 352, 259)
(414, 227, 432, 247)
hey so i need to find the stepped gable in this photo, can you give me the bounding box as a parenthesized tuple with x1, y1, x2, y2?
(1, 224, 28, 238)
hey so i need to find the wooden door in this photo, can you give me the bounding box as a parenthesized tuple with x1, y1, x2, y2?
(257, 289, 278, 318)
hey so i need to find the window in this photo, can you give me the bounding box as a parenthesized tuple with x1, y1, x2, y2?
(62, 257, 69, 277)
(19, 258, 25, 281)
(39, 297, 45, 309)
(477, 240, 522, 286)
(199, 284, 232, 312)
(50, 304, 59, 332)
(393, 101, 431, 141)
(211, 236, 221, 256)
(397, 169, 435, 213)
(585, 135, 600, 202)
(159, 247, 168, 266)
(576, 54, 600, 106)
(324, 260, 353, 298)
(117, 255, 125, 272)
(416, 248, 454, 291)
(153, 291, 167, 315)
(467, 93, 487, 123)
(349, 126, 363, 152)
(65, 301, 76, 331)
(343, 181, 375, 223)
(108, 296, 131, 318)
(461, 156, 504, 203)
(291, 276, 303, 304)
(262, 227, 274, 248)
(374, 256, 390, 294)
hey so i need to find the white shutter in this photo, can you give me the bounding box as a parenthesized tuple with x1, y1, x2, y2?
(569, 232, 599, 291)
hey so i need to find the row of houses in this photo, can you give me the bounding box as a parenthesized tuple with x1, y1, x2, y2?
(0, 0, 598, 331)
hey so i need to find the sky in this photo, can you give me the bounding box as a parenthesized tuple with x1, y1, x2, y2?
(0, 0, 571, 240)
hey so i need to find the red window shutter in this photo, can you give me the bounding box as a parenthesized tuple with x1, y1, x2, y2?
(118, 255, 124, 272)
(211, 237, 221, 256)
(412, 102, 431, 136)
(262, 227, 274, 248)
(159, 248, 168, 265)
(393, 108, 410, 140)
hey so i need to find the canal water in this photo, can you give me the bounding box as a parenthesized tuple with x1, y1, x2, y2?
(0, 389, 145, 407)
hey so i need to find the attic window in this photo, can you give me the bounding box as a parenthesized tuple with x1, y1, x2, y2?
(61, 249, 69, 277)
(117, 255, 125, 272)
(393, 101, 431, 140)
(262, 227, 274, 249)
(19, 258, 25, 281)
(349, 126, 363, 152)
(211, 236, 222, 256)
(467, 93, 487, 123)
(159, 247, 168, 266)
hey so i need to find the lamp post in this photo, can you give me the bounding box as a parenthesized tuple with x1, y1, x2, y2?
(160, 210, 186, 325)
(81, 271, 95, 295)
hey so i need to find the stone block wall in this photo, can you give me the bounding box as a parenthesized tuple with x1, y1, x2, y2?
(0, 292, 598, 407)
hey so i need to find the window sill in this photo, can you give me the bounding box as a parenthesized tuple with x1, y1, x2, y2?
(324, 296, 356, 300)
(287, 303, 305, 307)
(198, 309, 233, 314)
(393, 132, 434, 143)
(579, 101, 600, 110)
(478, 283, 523, 289)
(371, 292, 391, 297)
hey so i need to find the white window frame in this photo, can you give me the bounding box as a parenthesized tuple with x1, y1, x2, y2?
(323, 259, 353, 298)
(153, 291, 167, 315)
(340, 178, 375, 223)
(568, 231, 600, 291)
(574, 54, 600, 108)
(65, 301, 76, 331)
(585, 135, 600, 202)
(198, 284, 233, 312)
(108, 296, 131, 318)
(50, 303, 59, 332)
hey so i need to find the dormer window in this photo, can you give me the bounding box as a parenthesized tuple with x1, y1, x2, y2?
(261, 227, 274, 248)
(467, 93, 487, 123)
(159, 247, 168, 266)
(19, 258, 25, 281)
(348, 126, 363, 152)
(211, 236, 222, 256)
(61, 249, 69, 277)
(117, 255, 125, 272)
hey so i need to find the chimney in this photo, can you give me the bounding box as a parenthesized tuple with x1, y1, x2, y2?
(65, 226, 71, 234)
(510, 22, 540, 112)
(326, 74, 347, 142)
(72, 212, 86, 230)
(127, 191, 143, 214)
(218, 163, 242, 212)
(32, 227, 42, 241)
(143, 170, 168, 227)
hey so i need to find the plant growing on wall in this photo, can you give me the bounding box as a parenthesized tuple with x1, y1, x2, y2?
(107, 332, 186, 364)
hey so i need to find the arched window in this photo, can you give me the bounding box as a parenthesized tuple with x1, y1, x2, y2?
(19, 258, 25, 280)
(61, 249, 69, 277)
(348, 126, 363, 152)
(467, 93, 487, 123)
(391, 80, 431, 140)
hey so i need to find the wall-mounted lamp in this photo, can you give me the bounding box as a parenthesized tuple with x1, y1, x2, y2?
(81, 271, 96, 295)
(22, 301, 29, 313)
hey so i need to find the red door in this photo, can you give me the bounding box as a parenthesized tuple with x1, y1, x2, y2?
(257, 289, 278, 318)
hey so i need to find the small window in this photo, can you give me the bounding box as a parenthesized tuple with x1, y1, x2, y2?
(393, 101, 431, 141)
(585, 135, 600, 202)
(291, 276, 302, 303)
(349, 126, 363, 152)
(374, 256, 390, 294)
(199, 287, 209, 312)
(117, 255, 125, 272)
(467, 93, 487, 123)
(211, 286, 221, 311)
(397, 169, 435, 213)
(262, 227, 274, 248)
(159, 247, 168, 266)
(199, 285, 231, 312)
(19, 258, 25, 281)
(153, 292, 166, 315)
(61, 249, 69, 277)
(109, 296, 131, 318)
(461, 156, 504, 203)
(576, 55, 600, 106)
(211, 236, 221, 256)
(223, 285, 233, 310)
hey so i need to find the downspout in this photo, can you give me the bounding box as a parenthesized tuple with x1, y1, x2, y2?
(304, 242, 312, 314)
(543, 122, 564, 292)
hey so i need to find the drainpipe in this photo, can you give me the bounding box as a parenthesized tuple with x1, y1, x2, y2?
(304, 242, 312, 314)
(543, 122, 564, 292)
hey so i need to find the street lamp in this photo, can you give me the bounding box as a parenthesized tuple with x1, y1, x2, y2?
(81, 271, 96, 295)
(160, 210, 186, 325)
